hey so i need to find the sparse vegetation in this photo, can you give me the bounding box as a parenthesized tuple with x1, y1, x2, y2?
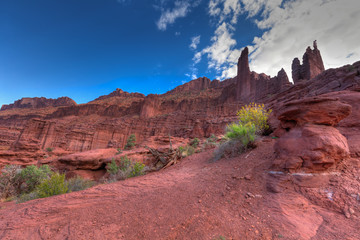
(66, 176, 95, 192)
(178, 145, 195, 157)
(19, 165, 53, 193)
(1, 164, 95, 203)
(36, 173, 68, 198)
(189, 138, 200, 148)
(116, 148, 123, 155)
(124, 134, 136, 150)
(0, 165, 22, 199)
(45, 147, 53, 152)
(106, 156, 145, 181)
(203, 134, 218, 149)
(213, 103, 271, 161)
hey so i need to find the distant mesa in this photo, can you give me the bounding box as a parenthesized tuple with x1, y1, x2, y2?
(0, 96, 76, 111)
(292, 40, 325, 84)
(92, 88, 145, 102)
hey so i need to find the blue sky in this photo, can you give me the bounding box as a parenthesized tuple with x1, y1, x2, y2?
(1, 0, 359, 106)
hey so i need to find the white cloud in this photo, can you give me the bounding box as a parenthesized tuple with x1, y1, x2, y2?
(190, 35, 201, 50)
(156, 1, 191, 31)
(196, 0, 360, 80)
(248, 0, 360, 78)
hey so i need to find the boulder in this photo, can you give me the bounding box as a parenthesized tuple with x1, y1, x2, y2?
(274, 124, 350, 171)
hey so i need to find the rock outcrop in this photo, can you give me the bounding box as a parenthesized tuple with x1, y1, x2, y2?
(236, 48, 292, 102)
(292, 40, 325, 83)
(0, 97, 76, 111)
(274, 97, 351, 171)
(92, 88, 145, 102)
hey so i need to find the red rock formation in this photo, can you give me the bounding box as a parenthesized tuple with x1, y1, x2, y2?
(274, 96, 351, 171)
(292, 40, 325, 83)
(235, 47, 292, 102)
(91, 88, 145, 102)
(0, 97, 76, 111)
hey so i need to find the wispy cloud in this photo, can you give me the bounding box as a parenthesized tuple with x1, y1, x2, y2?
(156, 1, 191, 31)
(190, 35, 201, 50)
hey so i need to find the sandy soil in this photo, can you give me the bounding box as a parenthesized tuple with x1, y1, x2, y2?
(0, 138, 359, 240)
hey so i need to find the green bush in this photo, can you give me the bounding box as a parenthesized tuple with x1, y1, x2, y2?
(17, 191, 39, 203)
(225, 123, 256, 147)
(237, 103, 272, 134)
(107, 159, 120, 175)
(178, 145, 195, 157)
(36, 173, 68, 198)
(203, 134, 218, 149)
(124, 134, 136, 150)
(189, 138, 200, 148)
(45, 147, 53, 152)
(19, 165, 53, 193)
(66, 176, 95, 192)
(129, 162, 145, 178)
(0, 165, 22, 199)
(106, 156, 146, 181)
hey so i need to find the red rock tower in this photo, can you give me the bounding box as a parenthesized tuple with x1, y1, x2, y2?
(292, 40, 325, 83)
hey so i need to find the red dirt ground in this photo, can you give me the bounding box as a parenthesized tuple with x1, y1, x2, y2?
(0, 138, 359, 240)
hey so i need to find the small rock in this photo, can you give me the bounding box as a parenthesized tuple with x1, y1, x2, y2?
(198, 200, 202, 203)
(244, 175, 252, 180)
(349, 208, 355, 214)
(246, 192, 255, 198)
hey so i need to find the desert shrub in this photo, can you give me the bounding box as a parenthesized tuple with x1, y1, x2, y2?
(107, 159, 120, 175)
(66, 176, 95, 192)
(19, 165, 53, 193)
(179, 145, 195, 157)
(106, 156, 145, 181)
(116, 148, 123, 155)
(237, 103, 272, 134)
(0, 165, 22, 199)
(36, 173, 68, 198)
(129, 162, 145, 178)
(45, 147, 53, 152)
(124, 134, 136, 150)
(225, 123, 256, 147)
(189, 138, 200, 148)
(203, 134, 218, 149)
(119, 156, 131, 171)
(17, 191, 39, 203)
(212, 139, 244, 162)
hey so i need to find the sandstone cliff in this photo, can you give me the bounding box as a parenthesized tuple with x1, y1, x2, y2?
(0, 97, 76, 111)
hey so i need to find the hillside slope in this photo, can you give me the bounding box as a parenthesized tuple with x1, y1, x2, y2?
(1, 138, 359, 240)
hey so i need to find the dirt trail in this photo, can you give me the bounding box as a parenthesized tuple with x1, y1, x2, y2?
(0, 138, 359, 240)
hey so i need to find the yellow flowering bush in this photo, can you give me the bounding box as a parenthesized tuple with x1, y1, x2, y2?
(236, 103, 272, 134)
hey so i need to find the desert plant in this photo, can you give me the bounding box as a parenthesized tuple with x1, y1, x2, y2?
(45, 147, 53, 152)
(106, 156, 145, 181)
(212, 139, 243, 162)
(189, 138, 200, 148)
(36, 173, 68, 198)
(0, 165, 22, 199)
(178, 145, 195, 157)
(225, 122, 256, 147)
(203, 134, 218, 149)
(17, 191, 39, 203)
(124, 134, 136, 150)
(107, 159, 120, 175)
(66, 176, 95, 192)
(129, 162, 145, 178)
(237, 103, 272, 134)
(19, 165, 53, 193)
(116, 148, 123, 155)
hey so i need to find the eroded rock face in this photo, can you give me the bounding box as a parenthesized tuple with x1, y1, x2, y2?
(0, 97, 76, 111)
(292, 41, 325, 83)
(274, 125, 349, 170)
(236, 48, 292, 102)
(274, 97, 351, 171)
